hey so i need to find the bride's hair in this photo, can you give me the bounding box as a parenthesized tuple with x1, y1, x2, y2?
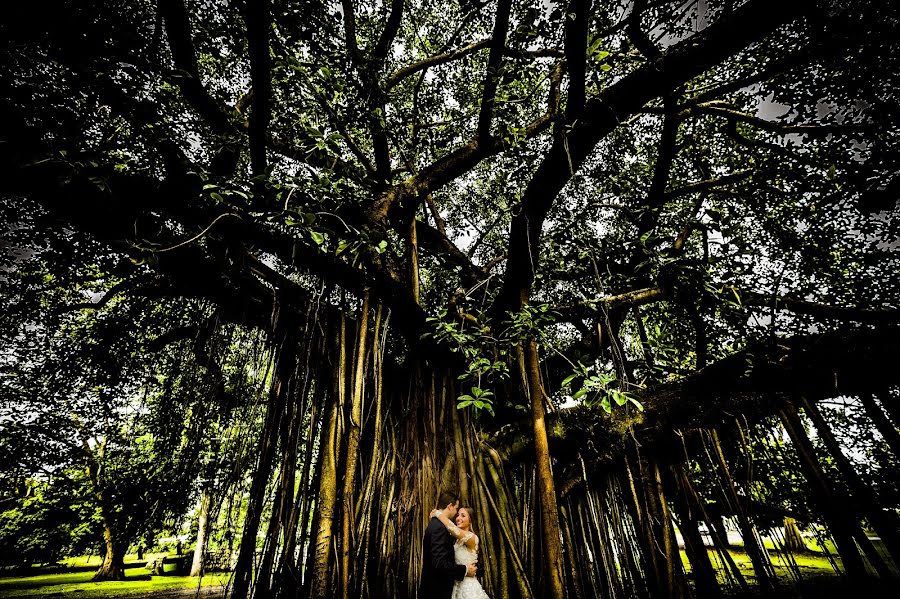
(459, 506, 476, 531)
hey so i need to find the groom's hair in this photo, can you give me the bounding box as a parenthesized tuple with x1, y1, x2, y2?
(436, 491, 459, 508)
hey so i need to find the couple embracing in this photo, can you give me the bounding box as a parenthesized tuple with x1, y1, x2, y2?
(418, 491, 490, 599)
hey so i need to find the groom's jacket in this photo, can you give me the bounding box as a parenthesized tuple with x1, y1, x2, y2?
(418, 516, 467, 599)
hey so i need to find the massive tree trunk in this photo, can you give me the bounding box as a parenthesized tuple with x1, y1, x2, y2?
(80, 437, 126, 582)
(94, 516, 127, 581)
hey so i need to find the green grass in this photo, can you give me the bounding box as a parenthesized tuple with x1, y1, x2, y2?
(0, 556, 230, 598)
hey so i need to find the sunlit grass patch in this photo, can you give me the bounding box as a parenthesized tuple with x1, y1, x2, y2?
(0, 556, 230, 598)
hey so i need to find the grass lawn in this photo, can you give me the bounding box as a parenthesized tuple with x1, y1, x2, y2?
(0, 555, 230, 599)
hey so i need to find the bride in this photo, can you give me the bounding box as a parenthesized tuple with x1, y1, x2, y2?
(430, 506, 490, 599)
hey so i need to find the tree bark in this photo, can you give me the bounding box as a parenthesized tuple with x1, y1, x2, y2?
(81, 438, 126, 582)
(779, 405, 870, 579)
(231, 333, 295, 599)
(341, 290, 371, 599)
(94, 519, 127, 581)
(523, 338, 565, 599)
(783, 517, 806, 553)
(669, 465, 720, 597)
(189, 485, 212, 577)
(707, 429, 775, 591)
(310, 317, 347, 599)
(802, 397, 900, 567)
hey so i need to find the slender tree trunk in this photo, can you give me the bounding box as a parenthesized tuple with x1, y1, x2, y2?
(861, 393, 900, 462)
(642, 459, 687, 599)
(451, 383, 469, 502)
(256, 463, 288, 597)
(523, 338, 565, 599)
(559, 501, 585, 599)
(783, 517, 806, 553)
(311, 317, 347, 599)
(677, 466, 748, 589)
(279, 395, 318, 596)
(340, 290, 371, 599)
(410, 216, 420, 305)
(232, 335, 294, 599)
(802, 397, 900, 567)
(779, 406, 869, 579)
(708, 429, 775, 591)
(623, 452, 661, 598)
(356, 306, 385, 589)
(669, 465, 720, 597)
(189, 485, 212, 577)
(483, 452, 532, 599)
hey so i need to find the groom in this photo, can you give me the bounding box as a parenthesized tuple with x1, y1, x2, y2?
(419, 490, 477, 598)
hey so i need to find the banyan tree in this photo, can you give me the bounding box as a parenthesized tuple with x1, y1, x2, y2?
(2, 0, 900, 597)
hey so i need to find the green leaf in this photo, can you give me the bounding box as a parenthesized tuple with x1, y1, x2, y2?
(561, 373, 578, 387)
(310, 231, 326, 245)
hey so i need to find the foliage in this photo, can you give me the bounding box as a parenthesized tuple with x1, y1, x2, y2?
(0, 474, 97, 567)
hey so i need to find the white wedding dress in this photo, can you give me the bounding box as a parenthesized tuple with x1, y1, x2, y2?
(452, 532, 490, 599)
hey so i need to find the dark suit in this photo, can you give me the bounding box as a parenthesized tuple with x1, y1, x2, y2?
(418, 516, 467, 599)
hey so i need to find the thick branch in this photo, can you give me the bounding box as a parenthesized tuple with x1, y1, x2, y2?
(564, 0, 591, 119)
(626, 0, 661, 61)
(372, 0, 405, 65)
(55, 278, 143, 314)
(413, 220, 487, 284)
(740, 289, 900, 324)
(495, 327, 900, 465)
(495, 0, 813, 314)
(386, 41, 563, 90)
(638, 95, 679, 232)
(158, 0, 235, 134)
(340, 0, 363, 65)
(244, 0, 272, 183)
(477, 0, 513, 140)
(369, 60, 560, 223)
